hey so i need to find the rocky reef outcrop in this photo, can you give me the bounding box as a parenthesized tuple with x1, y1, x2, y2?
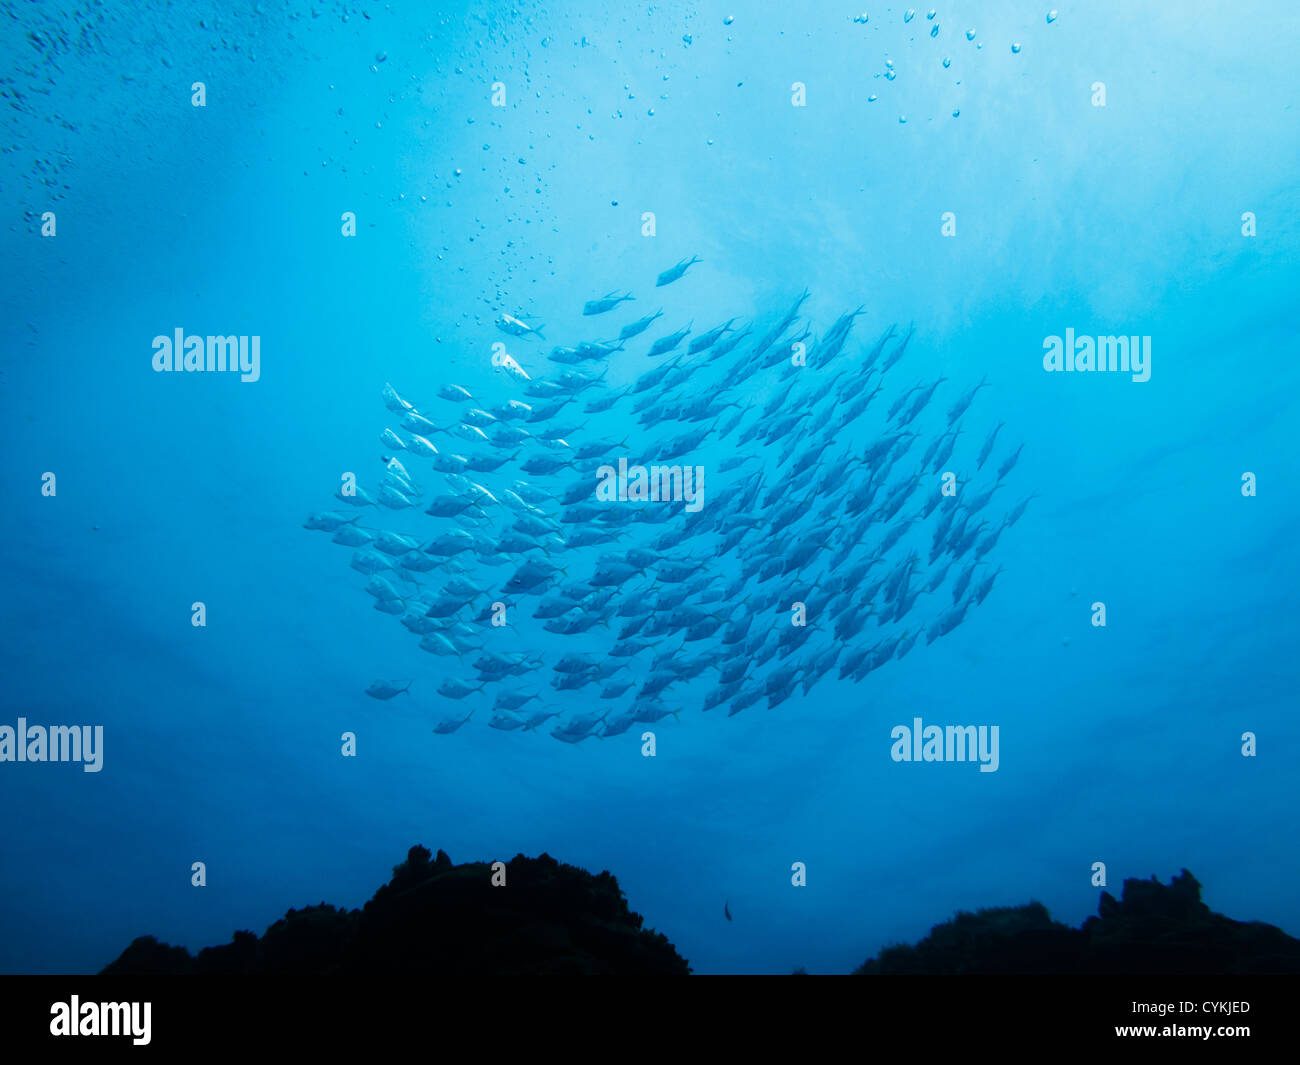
(102, 846, 690, 975)
(856, 869, 1300, 974)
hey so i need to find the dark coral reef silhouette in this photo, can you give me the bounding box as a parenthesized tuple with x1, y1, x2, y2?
(102, 861, 1298, 975)
(102, 846, 690, 975)
(857, 870, 1300, 974)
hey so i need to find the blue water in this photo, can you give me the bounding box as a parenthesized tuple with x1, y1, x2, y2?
(3, 2, 1298, 976)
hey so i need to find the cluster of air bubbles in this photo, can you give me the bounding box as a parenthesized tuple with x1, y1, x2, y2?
(862, 7, 1052, 120)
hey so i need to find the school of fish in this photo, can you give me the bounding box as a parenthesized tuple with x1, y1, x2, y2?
(304, 256, 1032, 743)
